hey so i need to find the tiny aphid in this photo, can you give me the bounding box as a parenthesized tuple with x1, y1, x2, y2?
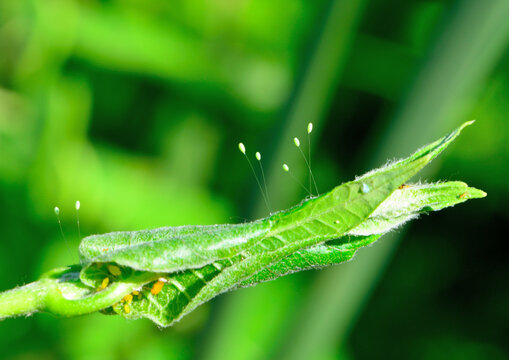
(100, 277, 110, 290)
(151, 280, 165, 295)
(124, 304, 130, 314)
(123, 294, 133, 304)
(399, 184, 410, 189)
(107, 264, 122, 276)
(361, 183, 370, 193)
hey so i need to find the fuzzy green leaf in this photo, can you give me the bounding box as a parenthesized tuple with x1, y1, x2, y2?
(108, 180, 484, 326)
(0, 121, 486, 327)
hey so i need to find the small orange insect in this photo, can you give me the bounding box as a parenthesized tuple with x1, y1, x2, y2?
(459, 192, 468, 199)
(399, 184, 410, 189)
(151, 280, 165, 295)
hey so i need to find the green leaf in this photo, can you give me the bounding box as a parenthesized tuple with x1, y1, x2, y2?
(80, 121, 473, 277)
(242, 180, 486, 286)
(0, 121, 486, 326)
(79, 220, 272, 286)
(96, 122, 479, 326)
(107, 179, 484, 326)
(348, 180, 486, 236)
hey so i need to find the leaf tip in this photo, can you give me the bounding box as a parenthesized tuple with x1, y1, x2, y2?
(460, 120, 475, 130)
(459, 187, 487, 200)
(476, 189, 487, 198)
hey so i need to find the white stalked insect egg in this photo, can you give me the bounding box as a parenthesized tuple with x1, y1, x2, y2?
(238, 142, 246, 154)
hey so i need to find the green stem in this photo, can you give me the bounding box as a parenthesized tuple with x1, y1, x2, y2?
(0, 281, 47, 318)
(0, 270, 157, 319)
(44, 281, 137, 317)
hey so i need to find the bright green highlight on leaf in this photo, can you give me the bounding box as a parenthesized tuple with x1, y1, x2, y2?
(0, 122, 486, 327)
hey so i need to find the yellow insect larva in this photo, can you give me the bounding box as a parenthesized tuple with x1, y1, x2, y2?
(151, 280, 165, 295)
(107, 264, 122, 276)
(99, 277, 110, 290)
(123, 294, 133, 304)
(399, 184, 410, 189)
(124, 304, 130, 314)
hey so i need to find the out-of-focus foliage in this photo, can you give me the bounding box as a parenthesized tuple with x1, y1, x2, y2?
(0, 0, 507, 359)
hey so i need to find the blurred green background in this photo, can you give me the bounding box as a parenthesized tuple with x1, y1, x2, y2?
(1, 0, 508, 359)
